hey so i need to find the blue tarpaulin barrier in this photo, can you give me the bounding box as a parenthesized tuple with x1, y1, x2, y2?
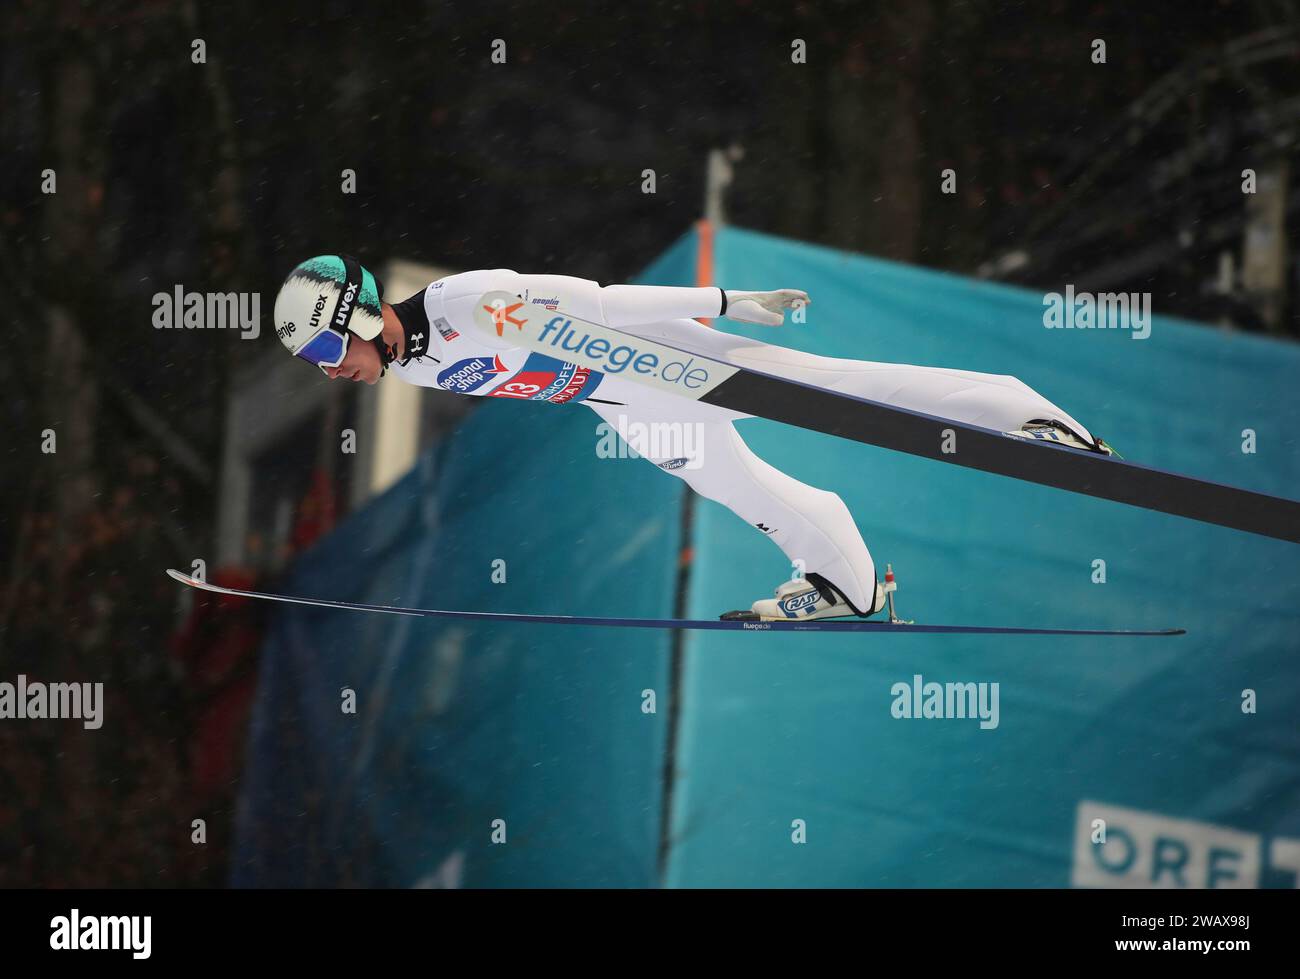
(235, 226, 1300, 887)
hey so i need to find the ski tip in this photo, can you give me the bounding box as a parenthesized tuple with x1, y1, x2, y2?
(166, 568, 197, 586)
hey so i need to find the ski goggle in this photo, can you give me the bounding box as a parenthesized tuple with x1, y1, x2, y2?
(296, 324, 351, 373)
(294, 255, 384, 374)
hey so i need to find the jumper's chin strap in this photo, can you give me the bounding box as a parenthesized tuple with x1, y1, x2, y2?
(372, 335, 396, 377)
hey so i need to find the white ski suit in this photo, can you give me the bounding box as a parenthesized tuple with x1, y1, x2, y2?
(389, 270, 1093, 613)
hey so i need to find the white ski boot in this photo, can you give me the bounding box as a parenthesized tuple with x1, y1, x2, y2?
(723, 289, 810, 327)
(1005, 418, 1118, 457)
(720, 571, 884, 622)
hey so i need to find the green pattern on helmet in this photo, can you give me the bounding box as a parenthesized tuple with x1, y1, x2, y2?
(292, 255, 381, 313)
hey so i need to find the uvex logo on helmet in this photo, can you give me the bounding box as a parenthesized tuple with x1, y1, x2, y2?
(308, 293, 329, 331)
(334, 280, 359, 328)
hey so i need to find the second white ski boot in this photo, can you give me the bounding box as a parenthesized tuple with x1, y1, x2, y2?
(720, 572, 884, 622)
(1005, 418, 1119, 457)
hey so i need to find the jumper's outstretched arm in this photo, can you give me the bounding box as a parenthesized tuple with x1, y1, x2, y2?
(597, 284, 810, 328)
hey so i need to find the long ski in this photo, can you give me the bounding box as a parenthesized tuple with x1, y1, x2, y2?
(166, 570, 1184, 636)
(472, 292, 1300, 544)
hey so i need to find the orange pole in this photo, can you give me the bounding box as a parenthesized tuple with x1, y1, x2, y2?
(694, 218, 715, 326)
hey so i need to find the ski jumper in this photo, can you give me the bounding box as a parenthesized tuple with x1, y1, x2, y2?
(390, 270, 1093, 613)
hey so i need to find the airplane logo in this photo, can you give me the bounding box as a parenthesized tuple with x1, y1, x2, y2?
(483, 299, 527, 337)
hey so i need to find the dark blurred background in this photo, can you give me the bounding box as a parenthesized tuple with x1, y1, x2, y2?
(1, 0, 1297, 886)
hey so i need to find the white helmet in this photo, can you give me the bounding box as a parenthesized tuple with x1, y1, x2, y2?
(273, 255, 386, 373)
